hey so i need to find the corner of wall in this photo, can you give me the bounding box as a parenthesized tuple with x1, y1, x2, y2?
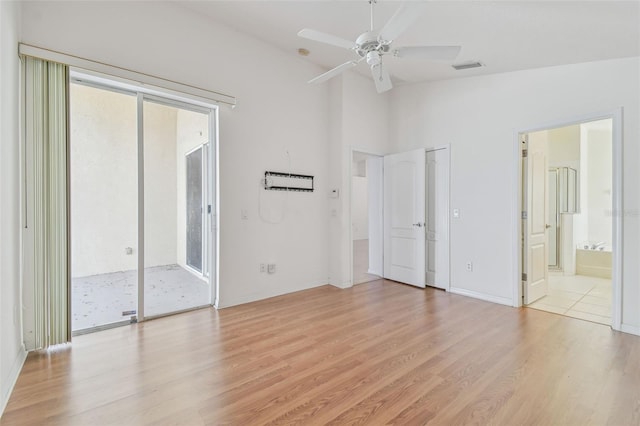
(327, 71, 393, 289)
(0, 347, 26, 416)
(328, 77, 345, 286)
(1, 0, 26, 417)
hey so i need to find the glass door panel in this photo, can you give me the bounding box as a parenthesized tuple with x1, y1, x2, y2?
(186, 147, 203, 273)
(70, 82, 138, 333)
(143, 99, 211, 317)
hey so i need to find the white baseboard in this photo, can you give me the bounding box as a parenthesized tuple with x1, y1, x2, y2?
(449, 287, 514, 306)
(1, 345, 27, 417)
(329, 280, 351, 289)
(216, 279, 327, 309)
(620, 323, 640, 336)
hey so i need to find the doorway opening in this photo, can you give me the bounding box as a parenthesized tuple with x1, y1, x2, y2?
(520, 117, 617, 326)
(351, 151, 383, 285)
(350, 147, 451, 290)
(70, 74, 217, 334)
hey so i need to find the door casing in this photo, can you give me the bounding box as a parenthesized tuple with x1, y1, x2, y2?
(69, 73, 219, 325)
(513, 109, 623, 331)
(348, 145, 451, 291)
(425, 147, 451, 290)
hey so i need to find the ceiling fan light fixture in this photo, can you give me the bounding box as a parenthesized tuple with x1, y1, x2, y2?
(366, 51, 381, 66)
(298, 2, 455, 93)
(452, 61, 484, 70)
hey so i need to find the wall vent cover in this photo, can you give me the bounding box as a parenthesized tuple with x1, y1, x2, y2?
(452, 61, 484, 70)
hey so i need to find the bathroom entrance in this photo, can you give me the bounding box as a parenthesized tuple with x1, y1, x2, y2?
(520, 117, 616, 326)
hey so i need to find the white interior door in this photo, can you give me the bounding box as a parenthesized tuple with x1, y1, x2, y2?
(383, 149, 426, 288)
(426, 148, 450, 289)
(524, 133, 549, 304)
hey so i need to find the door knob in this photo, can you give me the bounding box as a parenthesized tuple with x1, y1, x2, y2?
(413, 222, 424, 227)
(545, 224, 551, 229)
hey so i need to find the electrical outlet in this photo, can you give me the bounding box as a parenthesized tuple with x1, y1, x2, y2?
(260, 264, 266, 273)
(466, 261, 473, 271)
(268, 263, 276, 274)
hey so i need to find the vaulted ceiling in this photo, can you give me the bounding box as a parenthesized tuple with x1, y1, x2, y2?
(179, 1, 639, 86)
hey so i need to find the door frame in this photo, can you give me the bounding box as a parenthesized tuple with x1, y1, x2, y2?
(138, 93, 216, 321)
(69, 72, 219, 327)
(348, 145, 451, 291)
(425, 145, 451, 291)
(349, 147, 385, 288)
(547, 167, 561, 270)
(184, 143, 208, 279)
(512, 109, 622, 330)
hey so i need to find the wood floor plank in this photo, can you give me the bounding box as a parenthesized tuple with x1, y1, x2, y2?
(1, 280, 639, 425)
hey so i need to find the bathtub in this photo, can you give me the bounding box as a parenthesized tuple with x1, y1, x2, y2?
(576, 245, 612, 279)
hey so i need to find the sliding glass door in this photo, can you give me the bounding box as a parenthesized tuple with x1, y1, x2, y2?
(186, 146, 204, 274)
(70, 82, 139, 333)
(142, 98, 212, 318)
(70, 75, 216, 333)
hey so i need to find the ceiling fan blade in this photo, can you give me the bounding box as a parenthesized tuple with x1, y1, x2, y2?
(394, 46, 462, 61)
(370, 63, 393, 94)
(308, 60, 360, 84)
(298, 28, 356, 50)
(378, 2, 427, 43)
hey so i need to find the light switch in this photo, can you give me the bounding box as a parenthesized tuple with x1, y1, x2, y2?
(453, 208, 460, 218)
(241, 209, 248, 220)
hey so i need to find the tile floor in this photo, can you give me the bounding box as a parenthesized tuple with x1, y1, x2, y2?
(527, 273, 611, 325)
(353, 239, 381, 285)
(72, 264, 210, 332)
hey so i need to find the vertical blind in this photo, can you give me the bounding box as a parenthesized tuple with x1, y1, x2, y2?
(24, 56, 70, 348)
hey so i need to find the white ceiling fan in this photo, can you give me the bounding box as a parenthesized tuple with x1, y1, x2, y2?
(298, 0, 461, 93)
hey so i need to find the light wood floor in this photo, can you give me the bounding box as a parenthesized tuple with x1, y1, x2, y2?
(352, 239, 380, 285)
(2, 280, 639, 425)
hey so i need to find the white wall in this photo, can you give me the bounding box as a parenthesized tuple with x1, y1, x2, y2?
(21, 1, 331, 308)
(0, 0, 26, 415)
(575, 120, 613, 250)
(583, 122, 613, 246)
(328, 77, 344, 287)
(328, 71, 390, 288)
(389, 57, 640, 331)
(548, 125, 580, 164)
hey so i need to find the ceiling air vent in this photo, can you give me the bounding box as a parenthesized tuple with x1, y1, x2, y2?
(452, 61, 484, 71)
